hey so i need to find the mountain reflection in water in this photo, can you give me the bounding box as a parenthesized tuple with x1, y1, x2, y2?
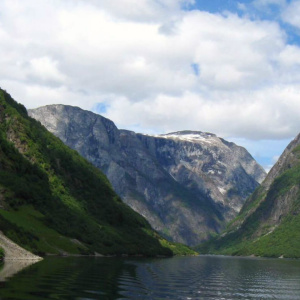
(0, 255, 299, 299)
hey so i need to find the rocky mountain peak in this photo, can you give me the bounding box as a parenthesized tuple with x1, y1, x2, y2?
(150, 131, 227, 147)
(29, 105, 266, 246)
(157, 130, 216, 140)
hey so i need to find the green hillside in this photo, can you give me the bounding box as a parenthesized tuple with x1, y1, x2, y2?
(197, 136, 300, 258)
(0, 88, 195, 257)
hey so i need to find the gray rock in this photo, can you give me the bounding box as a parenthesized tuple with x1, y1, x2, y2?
(206, 132, 300, 257)
(236, 132, 300, 234)
(29, 105, 266, 246)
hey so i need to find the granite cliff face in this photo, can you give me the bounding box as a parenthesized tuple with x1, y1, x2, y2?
(138, 132, 265, 216)
(198, 133, 300, 258)
(29, 105, 266, 246)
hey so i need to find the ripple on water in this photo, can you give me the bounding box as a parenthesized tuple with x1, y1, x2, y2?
(0, 256, 300, 300)
(118, 256, 300, 300)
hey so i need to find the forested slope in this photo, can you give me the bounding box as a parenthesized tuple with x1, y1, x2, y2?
(0, 88, 194, 257)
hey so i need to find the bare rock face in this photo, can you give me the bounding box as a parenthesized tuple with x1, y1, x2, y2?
(138, 132, 265, 217)
(261, 133, 300, 190)
(199, 133, 300, 258)
(0, 231, 42, 261)
(237, 132, 300, 231)
(29, 105, 266, 246)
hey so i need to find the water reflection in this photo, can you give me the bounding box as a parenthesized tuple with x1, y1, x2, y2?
(0, 255, 299, 299)
(0, 259, 40, 282)
(120, 256, 300, 299)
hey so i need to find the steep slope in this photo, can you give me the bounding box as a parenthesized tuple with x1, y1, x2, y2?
(138, 131, 265, 216)
(0, 88, 194, 257)
(197, 133, 300, 258)
(29, 105, 266, 246)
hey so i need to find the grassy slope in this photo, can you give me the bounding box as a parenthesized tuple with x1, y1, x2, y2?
(197, 145, 300, 258)
(0, 89, 195, 257)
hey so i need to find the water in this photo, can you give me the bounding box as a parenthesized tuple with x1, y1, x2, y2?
(0, 255, 300, 299)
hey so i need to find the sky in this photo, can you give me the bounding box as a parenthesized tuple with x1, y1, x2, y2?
(1, 0, 300, 171)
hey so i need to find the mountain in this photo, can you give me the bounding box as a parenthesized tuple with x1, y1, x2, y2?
(29, 105, 266, 246)
(0, 88, 195, 257)
(197, 133, 300, 258)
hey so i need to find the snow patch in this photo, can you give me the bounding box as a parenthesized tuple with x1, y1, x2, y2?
(152, 133, 214, 144)
(218, 187, 226, 195)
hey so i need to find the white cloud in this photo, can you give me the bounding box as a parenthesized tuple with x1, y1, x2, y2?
(282, 0, 300, 29)
(84, 0, 194, 22)
(27, 57, 66, 85)
(1, 79, 99, 110)
(278, 45, 300, 66)
(0, 0, 299, 145)
(104, 85, 300, 140)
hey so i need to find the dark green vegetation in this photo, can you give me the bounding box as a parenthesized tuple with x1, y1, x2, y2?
(0, 88, 195, 257)
(197, 137, 300, 258)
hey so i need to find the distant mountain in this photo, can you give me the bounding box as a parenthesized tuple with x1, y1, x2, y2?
(29, 105, 266, 246)
(0, 88, 194, 257)
(197, 133, 300, 258)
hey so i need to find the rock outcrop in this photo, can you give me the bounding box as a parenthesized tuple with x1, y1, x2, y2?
(29, 105, 266, 246)
(0, 231, 42, 260)
(197, 133, 300, 258)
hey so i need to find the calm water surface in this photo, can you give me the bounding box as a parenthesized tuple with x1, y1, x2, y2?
(0, 255, 300, 299)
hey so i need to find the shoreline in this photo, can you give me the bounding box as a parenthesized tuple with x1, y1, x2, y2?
(0, 231, 42, 261)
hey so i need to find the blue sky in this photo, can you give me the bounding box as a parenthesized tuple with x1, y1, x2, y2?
(1, 0, 300, 171)
(188, 0, 299, 169)
(188, 0, 252, 13)
(185, 0, 300, 169)
(189, 0, 286, 16)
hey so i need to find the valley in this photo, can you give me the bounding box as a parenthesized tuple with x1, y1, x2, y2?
(29, 105, 266, 246)
(0, 88, 299, 260)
